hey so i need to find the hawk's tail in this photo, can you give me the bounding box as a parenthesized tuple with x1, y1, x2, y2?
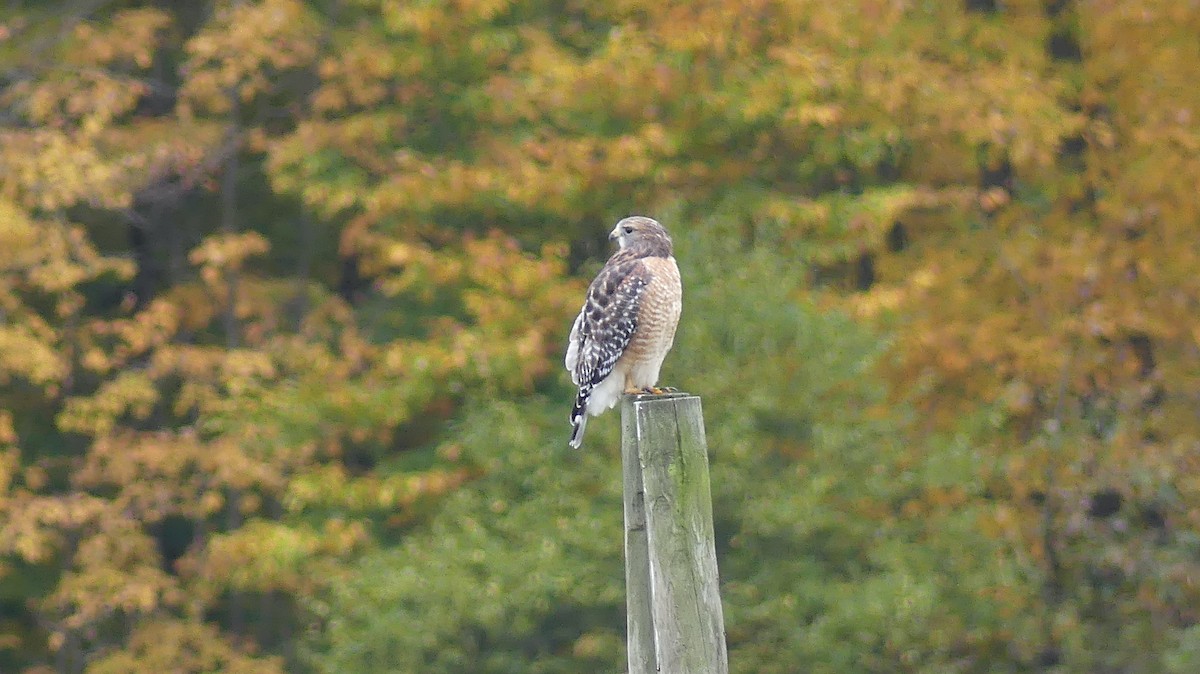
(568, 389, 589, 449)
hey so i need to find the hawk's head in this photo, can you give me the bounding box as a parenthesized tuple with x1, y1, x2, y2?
(609, 216, 672, 256)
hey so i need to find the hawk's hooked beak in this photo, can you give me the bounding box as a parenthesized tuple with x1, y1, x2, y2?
(608, 227, 620, 241)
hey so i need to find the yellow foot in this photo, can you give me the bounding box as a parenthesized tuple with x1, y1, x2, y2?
(626, 386, 678, 395)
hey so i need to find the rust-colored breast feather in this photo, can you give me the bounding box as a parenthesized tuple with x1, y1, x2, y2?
(617, 255, 682, 388)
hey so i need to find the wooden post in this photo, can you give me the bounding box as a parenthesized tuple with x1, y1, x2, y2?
(621, 392, 728, 674)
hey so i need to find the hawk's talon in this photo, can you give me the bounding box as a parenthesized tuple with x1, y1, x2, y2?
(627, 385, 677, 395)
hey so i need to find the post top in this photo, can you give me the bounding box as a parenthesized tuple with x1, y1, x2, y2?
(623, 391, 696, 404)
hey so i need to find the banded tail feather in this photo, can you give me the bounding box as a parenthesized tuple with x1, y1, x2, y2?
(568, 385, 591, 449)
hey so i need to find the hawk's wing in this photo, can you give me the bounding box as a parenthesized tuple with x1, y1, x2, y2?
(566, 258, 650, 391)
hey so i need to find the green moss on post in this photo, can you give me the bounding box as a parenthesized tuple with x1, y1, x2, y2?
(621, 392, 728, 674)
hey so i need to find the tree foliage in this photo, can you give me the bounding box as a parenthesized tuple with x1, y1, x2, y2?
(1, 1, 1198, 672)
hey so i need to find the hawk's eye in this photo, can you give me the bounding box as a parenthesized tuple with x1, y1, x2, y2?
(623, 225, 634, 234)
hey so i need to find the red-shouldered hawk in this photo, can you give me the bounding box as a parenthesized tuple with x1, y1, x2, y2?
(564, 216, 682, 449)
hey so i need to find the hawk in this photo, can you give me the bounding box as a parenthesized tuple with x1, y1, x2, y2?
(564, 216, 682, 449)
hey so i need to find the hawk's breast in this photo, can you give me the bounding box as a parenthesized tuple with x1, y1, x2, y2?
(624, 256, 681, 366)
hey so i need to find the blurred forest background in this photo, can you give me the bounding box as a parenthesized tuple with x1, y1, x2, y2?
(1, 1, 1199, 672)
